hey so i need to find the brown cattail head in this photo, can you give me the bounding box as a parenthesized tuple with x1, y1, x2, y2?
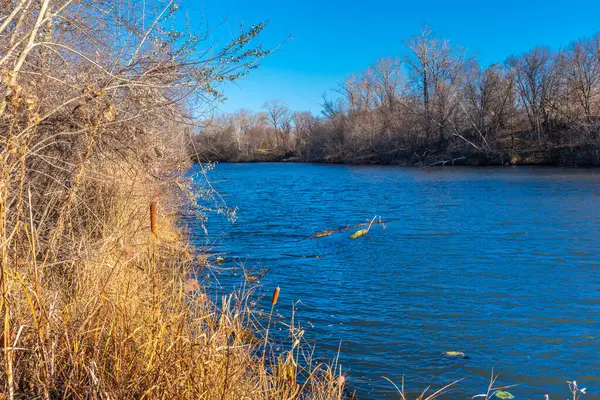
(271, 286, 280, 306)
(150, 201, 157, 237)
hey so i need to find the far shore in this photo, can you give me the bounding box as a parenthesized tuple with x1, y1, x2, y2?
(192, 147, 600, 167)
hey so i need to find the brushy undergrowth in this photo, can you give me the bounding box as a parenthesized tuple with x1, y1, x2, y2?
(0, 1, 344, 398)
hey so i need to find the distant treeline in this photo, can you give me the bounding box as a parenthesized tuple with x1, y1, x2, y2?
(191, 27, 600, 166)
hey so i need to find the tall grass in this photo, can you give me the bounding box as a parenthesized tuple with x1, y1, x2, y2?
(0, 177, 344, 398)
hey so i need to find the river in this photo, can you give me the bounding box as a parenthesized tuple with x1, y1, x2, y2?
(187, 163, 600, 399)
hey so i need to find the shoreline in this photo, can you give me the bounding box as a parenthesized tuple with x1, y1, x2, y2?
(192, 156, 600, 168)
(192, 143, 600, 168)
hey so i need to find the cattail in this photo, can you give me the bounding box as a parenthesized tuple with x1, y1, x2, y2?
(150, 201, 157, 237)
(271, 286, 280, 306)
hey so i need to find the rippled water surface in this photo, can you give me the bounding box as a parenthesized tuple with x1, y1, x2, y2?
(187, 163, 600, 399)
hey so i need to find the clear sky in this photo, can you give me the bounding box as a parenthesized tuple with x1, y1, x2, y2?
(183, 0, 600, 116)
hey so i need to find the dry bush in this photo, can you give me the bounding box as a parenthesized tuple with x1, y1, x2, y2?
(0, 1, 344, 398)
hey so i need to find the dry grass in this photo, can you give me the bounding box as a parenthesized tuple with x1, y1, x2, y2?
(0, 1, 344, 398)
(0, 145, 345, 399)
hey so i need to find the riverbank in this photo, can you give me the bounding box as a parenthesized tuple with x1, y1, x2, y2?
(1, 152, 345, 398)
(192, 141, 600, 167)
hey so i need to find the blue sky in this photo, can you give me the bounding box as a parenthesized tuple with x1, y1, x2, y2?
(184, 0, 600, 115)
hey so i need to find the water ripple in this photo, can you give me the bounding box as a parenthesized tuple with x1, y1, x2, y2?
(187, 164, 600, 400)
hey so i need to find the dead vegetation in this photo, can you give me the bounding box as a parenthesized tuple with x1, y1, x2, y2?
(0, 1, 344, 398)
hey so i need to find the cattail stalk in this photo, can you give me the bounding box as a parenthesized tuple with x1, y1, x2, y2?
(262, 286, 280, 364)
(150, 201, 157, 238)
(150, 201, 158, 342)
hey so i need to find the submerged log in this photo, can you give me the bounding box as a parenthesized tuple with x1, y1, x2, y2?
(309, 229, 338, 239)
(309, 217, 386, 240)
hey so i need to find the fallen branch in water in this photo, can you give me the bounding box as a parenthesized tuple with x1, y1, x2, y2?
(309, 229, 338, 239)
(309, 217, 386, 240)
(429, 156, 467, 166)
(349, 216, 378, 239)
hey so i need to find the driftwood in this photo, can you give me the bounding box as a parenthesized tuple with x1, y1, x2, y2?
(309, 229, 338, 239)
(309, 217, 386, 240)
(429, 156, 467, 166)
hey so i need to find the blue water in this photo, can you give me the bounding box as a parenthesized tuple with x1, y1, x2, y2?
(187, 163, 600, 399)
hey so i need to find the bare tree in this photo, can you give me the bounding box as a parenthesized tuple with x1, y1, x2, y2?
(321, 93, 343, 118)
(367, 57, 403, 110)
(563, 35, 600, 120)
(404, 26, 475, 142)
(292, 111, 315, 155)
(263, 100, 292, 153)
(506, 47, 558, 142)
(463, 63, 515, 143)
